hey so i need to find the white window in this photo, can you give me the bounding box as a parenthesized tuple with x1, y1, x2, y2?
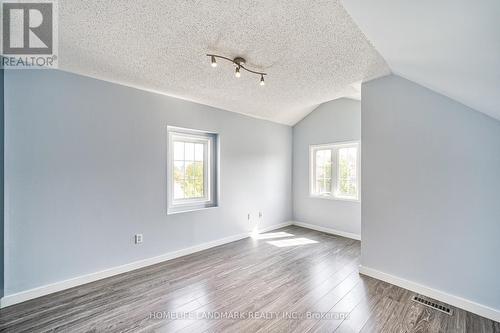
(167, 127, 218, 214)
(310, 141, 360, 201)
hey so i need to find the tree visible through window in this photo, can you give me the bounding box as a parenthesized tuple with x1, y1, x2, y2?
(167, 127, 218, 214)
(310, 142, 359, 201)
(173, 141, 205, 199)
(315, 149, 332, 195)
(338, 147, 357, 198)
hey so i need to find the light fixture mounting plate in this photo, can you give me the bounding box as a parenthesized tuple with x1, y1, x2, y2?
(233, 57, 246, 66)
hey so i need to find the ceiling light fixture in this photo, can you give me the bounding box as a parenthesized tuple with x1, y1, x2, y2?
(207, 54, 267, 86)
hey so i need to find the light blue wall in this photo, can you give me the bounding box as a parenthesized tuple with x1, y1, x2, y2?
(4, 70, 292, 295)
(293, 98, 361, 236)
(361, 75, 500, 309)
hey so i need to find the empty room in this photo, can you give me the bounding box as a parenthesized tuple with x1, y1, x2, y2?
(0, 0, 499, 332)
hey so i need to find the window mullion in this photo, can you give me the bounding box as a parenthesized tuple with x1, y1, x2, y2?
(332, 148, 338, 198)
(309, 149, 318, 194)
(204, 140, 209, 200)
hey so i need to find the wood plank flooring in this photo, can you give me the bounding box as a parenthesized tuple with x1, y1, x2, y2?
(0, 226, 498, 332)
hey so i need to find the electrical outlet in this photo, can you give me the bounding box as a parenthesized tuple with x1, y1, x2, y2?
(259, 211, 263, 218)
(135, 234, 143, 244)
(247, 213, 251, 221)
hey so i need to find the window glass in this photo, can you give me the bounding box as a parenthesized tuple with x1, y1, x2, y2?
(173, 141, 205, 199)
(310, 142, 359, 201)
(338, 147, 357, 198)
(315, 149, 332, 195)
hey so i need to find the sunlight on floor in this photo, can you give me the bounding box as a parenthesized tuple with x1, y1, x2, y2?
(266, 237, 319, 247)
(251, 232, 295, 240)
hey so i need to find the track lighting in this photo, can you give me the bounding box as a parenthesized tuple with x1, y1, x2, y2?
(206, 54, 267, 86)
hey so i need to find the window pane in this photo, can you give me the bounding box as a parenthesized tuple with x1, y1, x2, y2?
(315, 179, 331, 195)
(182, 178, 195, 198)
(325, 179, 332, 194)
(314, 149, 332, 195)
(185, 142, 195, 161)
(194, 181, 204, 197)
(183, 161, 204, 199)
(172, 139, 207, 201)
(173, 161, 185, 199)
(173, 141, 184, 161)
(192, 161, 204, 198)
(316, 166, 325, 178)
(316, 165, 332, 180)
(185, 161, 193, 172)
(338, 147, 357, 197)
(316, 149, 331, 167)
(193, 161, 204, 179)
(195, 143, 204, 162)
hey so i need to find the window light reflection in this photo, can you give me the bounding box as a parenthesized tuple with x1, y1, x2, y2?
(267, 237, 318, 247)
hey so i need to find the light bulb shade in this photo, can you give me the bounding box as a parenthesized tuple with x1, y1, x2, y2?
(235, 66, 241, 78)
(260, 75, 265, 86)
(210, 56, 217, 67)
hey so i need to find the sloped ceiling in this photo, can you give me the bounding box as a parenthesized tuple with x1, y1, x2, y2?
(59, 0, 390, 125)
(342, 0, 500, 121)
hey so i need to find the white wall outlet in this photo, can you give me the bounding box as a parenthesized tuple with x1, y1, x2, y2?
(247, 213, 251, 221)
(259, 211, 263, 218)
(135, 234, 143, 244)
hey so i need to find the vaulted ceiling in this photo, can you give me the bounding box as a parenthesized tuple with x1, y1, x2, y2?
(342, 0, 500, 121)
(59, 0, 389, 125)
(59, 1, 498, 125)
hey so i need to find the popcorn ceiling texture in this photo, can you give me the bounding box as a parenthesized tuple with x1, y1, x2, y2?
(59, 0, 390, 125)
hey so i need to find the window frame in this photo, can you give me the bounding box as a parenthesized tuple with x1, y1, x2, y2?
(167, 126, 219, 214)
(309, 141, 360, 202)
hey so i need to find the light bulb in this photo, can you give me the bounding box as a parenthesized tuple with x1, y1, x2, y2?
(210, 56, 217, 67)
(260, 75, 265, 86)
(235, 66, 241, 78)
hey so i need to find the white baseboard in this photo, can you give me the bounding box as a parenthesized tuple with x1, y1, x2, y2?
(292, 220, 361, 240)
(359, 265, 500, 323)
(256, 221, 293, 233)
(0, 221, 292, 308)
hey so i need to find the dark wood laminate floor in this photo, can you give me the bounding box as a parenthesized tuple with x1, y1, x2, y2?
(1, 226, 498, 333)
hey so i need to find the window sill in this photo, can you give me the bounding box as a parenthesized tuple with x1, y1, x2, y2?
(309, 195, 360, 203)
(167, 204, 219, 215)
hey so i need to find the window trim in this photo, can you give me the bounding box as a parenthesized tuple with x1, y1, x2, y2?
(309, 140, 360, 202)
(167, 126, 219, 214)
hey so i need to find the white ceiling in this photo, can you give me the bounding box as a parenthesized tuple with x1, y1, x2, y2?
(342, 0, 500, 121)
(59, 0, 389, 125)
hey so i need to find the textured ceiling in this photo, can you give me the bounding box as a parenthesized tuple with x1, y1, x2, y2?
(59, 0, 389, 125)
(342, 0, 500, 121)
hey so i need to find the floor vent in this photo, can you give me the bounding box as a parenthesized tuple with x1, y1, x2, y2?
(412, 295, 453, 315)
